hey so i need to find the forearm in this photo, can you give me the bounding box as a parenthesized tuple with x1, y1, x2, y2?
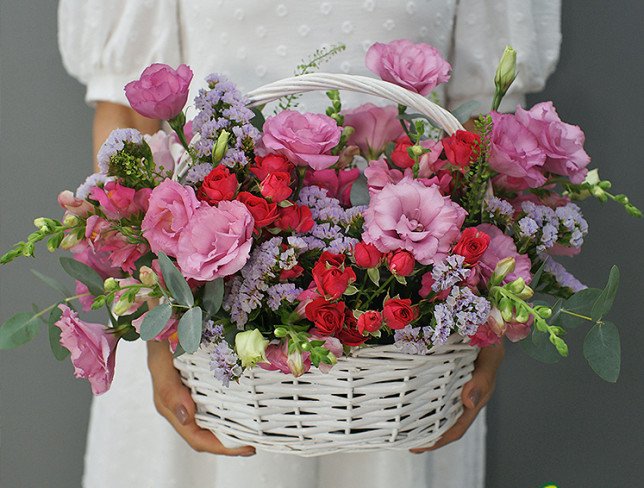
(92, 101, 161, 171)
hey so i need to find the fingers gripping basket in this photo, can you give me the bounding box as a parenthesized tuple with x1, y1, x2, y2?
(173, 73, 478, 456)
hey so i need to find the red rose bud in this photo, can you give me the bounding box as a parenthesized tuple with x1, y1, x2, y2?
(383, 298, 419, 330)
(251, 154, 293, 181)
(453, 228, 491, 265)
(236, 191, 279, 230)
(312, 252, 356, 299)
(353, 242, 383, 268)
(357, 310, 383, 334)
(337, 320, 368, 347)
(442, 130, 481, 168)
(386, 250, 415, 276)
(305, 298, 347, 336)
(390, 135, 415, 169)
(197, 166, 238, 204)
(259, 172, 293, 202)
(275, 204, 314, 233)
(279, 264, 304, 281)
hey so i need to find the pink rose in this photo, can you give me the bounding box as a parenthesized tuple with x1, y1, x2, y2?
(342, 103, 404, 158)
(362, 177, 466, 265)
(100, 232, 148, 274)
(176, 200, 254, 281)
(364, 159, 404, 195)
(417, 140, 445, 178)
(387, 250, 415, 276)
(304, 168, 360, 206)
(90, 181, 147, 219)
(261, 110, 342, 170)
(124, 63, 193, 120)
(475, 224, 532, 284)
(489, 112, 547, 191)
(55, 304, 119, 395)
(515, 102, 590, 184)
(142, 179, 201, 258)
(365, 39, 451, 95)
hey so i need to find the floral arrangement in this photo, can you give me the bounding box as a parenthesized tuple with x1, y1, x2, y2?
(1, 41, 639, 395)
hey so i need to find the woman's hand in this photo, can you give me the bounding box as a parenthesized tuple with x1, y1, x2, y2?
(410, 342, 505, 453)
(147, 340, 256, 456)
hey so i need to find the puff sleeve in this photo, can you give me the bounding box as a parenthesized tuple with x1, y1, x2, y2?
(446, 0, 561, 112)
(58, 0, 181, 106)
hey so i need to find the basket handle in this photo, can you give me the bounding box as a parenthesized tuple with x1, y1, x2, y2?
(245, 73, 464, 135)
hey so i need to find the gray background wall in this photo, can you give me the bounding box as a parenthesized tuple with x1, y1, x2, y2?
(0, 1, 642, 487)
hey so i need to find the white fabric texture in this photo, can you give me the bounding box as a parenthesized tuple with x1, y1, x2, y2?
(58, 1, 561, 487)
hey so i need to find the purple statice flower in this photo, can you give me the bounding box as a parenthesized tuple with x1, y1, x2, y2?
(555, 203, 588, 247)
(266, 283, 302, 310)
(298, 186, 346, 223)
(191, 73, 259, 165)
(97, 128, 143, 174)
(341, 205, 367, 226)
(485, 196, 514, 220)
(518, 216, 539, 238)
(394, 325, 435, 355)
(202, 320, 224, 344)
(185, 162, 214, 185)
(431, 254, 470, 292)
(210, 340, 243, 387)
(326, 236, 360, 255)
(432, 286, 491, 343)
(542, 258, 587, 293)
(76, 173, 116, 199)
(521, 201, 588, 251)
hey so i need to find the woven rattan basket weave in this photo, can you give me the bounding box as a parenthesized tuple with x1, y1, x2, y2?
(174, 73, 479, 456)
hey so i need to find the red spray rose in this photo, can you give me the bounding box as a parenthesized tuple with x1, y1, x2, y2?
(279, 264, 304, 281)
(197, 166, 238, 204)
(312, 252, 357, 299)
(250, 154, 293, 180)
(453, 228, 491, 265)
(353, 242, 383, 268)
(305, 298, 347, 336)
(260, 172, 293, 202)
(442, 130, 481, 168)
(275, 204, 314, 233)
(337, 319, 368, 346)
(387, 250, 415, 276)
(383, 298, 419, 330)
(357, 311, 383, 334)
(390, 135, 415, 169)
(236, 191, 278, 230)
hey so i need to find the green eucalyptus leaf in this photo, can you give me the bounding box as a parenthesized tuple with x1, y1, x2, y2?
(178, 307, 203, 353)
(59, 257, 104, 296)
(157, 253, 194, 307)
(558, 288, 602, 328)
(250, 106, 266, 132)
(47, 306, 69, 360)
(31, 269, 72, 297)
(120, 326, 141, 342)
(0, 312, 41, 349)
(350, 173, 370, 206)
(139, 303, 173, 341)
(591, 266, 620, 321)
(202, 279, 224, 317)
(172, 344, 186, 359)
(451, 100, 482, 124)
(520, 328, 563, 364)
(583, 321, 620, 382)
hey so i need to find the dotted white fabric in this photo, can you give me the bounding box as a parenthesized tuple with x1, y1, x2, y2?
(57, 1, 561, 487)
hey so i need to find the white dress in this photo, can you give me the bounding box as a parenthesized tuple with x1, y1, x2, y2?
(58, 2, 561, 487)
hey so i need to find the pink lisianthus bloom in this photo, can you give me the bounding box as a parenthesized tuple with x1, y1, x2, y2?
(260, 340, 312, 377)
(342, 103, 404, 159)
(70, 240, 122, 280)
(505, 316, 534, 342)
(55, 304, 119, 395)
(90, 181, 147, 219)
(100, 232, 148, 274)
(57, 190, 94, 217)
(304, 168, 360, 206)
(469, 322, 502, 348)
(176, 200, 254, 281)
(417, 140, 445, 177)
(488, 112, 547, 191)
(261, 110, 342, 171)
(132, 312, 179, 350)
(364, 159, 404, 195)
(110, 278, 152, 316)
(75, 281, 95, 312)
(515, 102, 590, 184)
(362, 176, 466, 265)
(144, 130, 181, 174)
(313, 334, 343, 373)
(475, 224, 532, 285)
(141, 179, 201, 258)
(365, 39, 451, 95)
(124, 63, 193, 120)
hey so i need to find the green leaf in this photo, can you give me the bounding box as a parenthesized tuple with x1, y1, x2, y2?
(451, 100, 482, 124)
(47, 306, 69, 361)
(520, 328, 563, 364)
(202, 279, 224, 317)
(172, 344, 186, 359)
(120, 326, 140, 342)
(530, 259, 548, 290)
(178, 307, 203, 353)
(250, 106, 266, 132)
(591, 266, 620, 321)
(31, 269, 72, 297)
(558, 288, 602, 328)
(59, 257, 104, 296)
(157, 253, 194, 307)
(139, 302, 173, 341)
(583, 321, 620, 382)
(350, 173, 370, 206)
(0, 312, 41, 349)
(367, 267, 380, 286)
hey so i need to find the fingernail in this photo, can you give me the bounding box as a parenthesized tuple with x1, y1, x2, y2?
(469, 389, 481, 407)
(241, 448, 256, 457)
(175, 405, 189, 425)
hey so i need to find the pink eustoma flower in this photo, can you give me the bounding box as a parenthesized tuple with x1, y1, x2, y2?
(342, 103, 404, 159)
(475, 224, 532, 285)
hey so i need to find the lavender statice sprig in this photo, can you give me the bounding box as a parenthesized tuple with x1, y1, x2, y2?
(202, 321, 242, 387)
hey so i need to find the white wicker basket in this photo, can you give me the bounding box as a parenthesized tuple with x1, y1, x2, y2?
(174, 73, 477, 456)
